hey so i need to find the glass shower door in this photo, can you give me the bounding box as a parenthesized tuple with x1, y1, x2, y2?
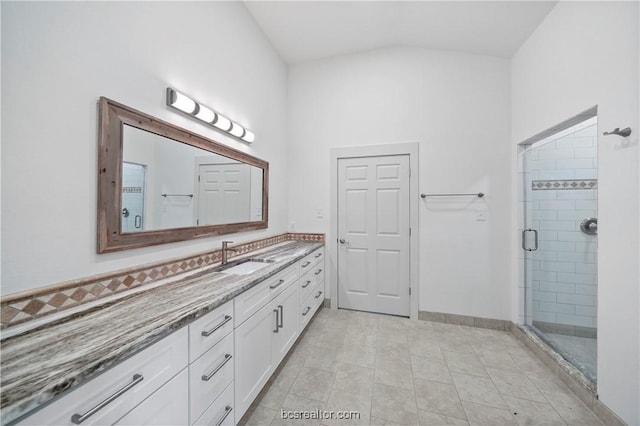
(522, 119, 598, 382)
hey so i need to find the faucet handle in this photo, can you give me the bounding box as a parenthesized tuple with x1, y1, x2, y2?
(222, 240, 234, 245)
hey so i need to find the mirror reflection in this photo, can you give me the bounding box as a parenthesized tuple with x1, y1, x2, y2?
(122, 125, 263, 233)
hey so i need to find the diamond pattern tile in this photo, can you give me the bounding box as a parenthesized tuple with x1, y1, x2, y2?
(1, 232, 324, 329)
(532, 179, 597, 191)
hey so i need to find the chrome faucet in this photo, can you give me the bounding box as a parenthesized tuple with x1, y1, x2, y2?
(221, 240, 239, 265)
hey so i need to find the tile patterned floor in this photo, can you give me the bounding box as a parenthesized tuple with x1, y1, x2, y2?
(240, 308, 603, 426)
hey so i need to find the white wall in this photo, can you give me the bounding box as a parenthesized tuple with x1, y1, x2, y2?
(288, 47, 512, 320)
(511, 2, 639, 424)
(1, 2, 288, 295)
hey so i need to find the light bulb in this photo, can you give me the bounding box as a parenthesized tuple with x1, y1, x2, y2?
(169, 89, 196, 114)
(229, 122, 245, 138)
(194, 104, 215, 123)
(214, 114, 232, 131)
(242, 129, 255, 143)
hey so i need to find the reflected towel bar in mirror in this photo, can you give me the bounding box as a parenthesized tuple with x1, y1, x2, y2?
(161, 194, 194, 198)
(421, 192, 485, 198)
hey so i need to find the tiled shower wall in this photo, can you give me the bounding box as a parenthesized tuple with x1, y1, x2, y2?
(525, 121, 598, 333)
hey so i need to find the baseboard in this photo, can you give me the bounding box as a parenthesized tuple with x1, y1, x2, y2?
(418, 310, 510, 331)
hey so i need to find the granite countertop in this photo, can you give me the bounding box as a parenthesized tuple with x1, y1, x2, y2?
(0, 241, 323, 424)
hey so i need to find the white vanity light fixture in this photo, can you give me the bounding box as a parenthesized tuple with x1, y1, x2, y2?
(166, 87, 254, 143)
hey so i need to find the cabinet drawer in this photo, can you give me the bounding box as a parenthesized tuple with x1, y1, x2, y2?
(299, 266, 324, 306)
(267, 264, 299, 299)
(234, 279, 271, 328)
(193, 382, 234, 426)
(234, 264, 298, 327)
(310, 281, 325, 310)
(299, 247, 324, 273)
(300, 281, 324, 330)
(19, 328, 188, 426)
(115, 368, 188, 426)
(189, 332, 234, 423)
(189, 300, 233, 363)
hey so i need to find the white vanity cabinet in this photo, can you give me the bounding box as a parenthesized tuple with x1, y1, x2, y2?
(14, 245, 325, 426)
(234, 248, 325, 422)
(188, 300, 235, 426)
(18, 328, 189, 426)
(299, 248, 325, 331)
(271, 281, 300, 366)
(233, 262, 301, 420)
(234, 296, 277, 418)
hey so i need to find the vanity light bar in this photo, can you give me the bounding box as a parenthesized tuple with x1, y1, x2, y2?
(166, 88, 254, 143)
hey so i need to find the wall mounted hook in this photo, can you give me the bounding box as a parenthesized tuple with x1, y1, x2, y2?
(603, 127, 632, 137)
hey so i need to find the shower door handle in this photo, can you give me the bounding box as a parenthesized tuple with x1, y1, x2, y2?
(522, 229, 538, 252)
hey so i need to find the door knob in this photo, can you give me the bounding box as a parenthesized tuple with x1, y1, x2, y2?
(339, 239, 346, 244)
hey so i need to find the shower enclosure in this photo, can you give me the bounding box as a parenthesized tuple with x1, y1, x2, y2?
(521, 117, 598, 382)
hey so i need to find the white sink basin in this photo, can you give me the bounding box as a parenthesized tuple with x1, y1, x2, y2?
(221, 260, 270, 275)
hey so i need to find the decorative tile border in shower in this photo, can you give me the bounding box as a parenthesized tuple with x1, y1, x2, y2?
(122, 186, 142, 193)
(0, 232, 324, 329)
(532, 179, 597, 190)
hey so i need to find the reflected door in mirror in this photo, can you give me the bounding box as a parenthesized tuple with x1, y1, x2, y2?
(122, 125, 263, 233)
(121, 162, 146, 232)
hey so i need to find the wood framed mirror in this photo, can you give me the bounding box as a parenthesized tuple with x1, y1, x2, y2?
(97, 97, 268, 253)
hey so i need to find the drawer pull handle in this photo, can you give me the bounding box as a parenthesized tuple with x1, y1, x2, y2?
(278, 305, 284, 328)
(302, 306, 311, 316)
(315, 291, 323, 299)
(215, 405, 233, 426)
(314, 252, 322, 258)
(201, 315, 232, 337)
(270, 279, 285, 290)
(302, 261, 311, 267)
(202, 354, 233, 381)
(71, 374, 144, 424)
(273, 309, 279, 333)
(302, 280, 312, 288)
(314, 269, 322, 275)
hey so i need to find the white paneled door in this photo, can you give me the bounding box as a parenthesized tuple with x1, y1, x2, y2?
(337, 155, 410, 317)
(197, 163, 251, 225)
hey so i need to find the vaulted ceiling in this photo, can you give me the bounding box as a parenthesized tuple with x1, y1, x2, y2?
(244, 1, 557, 64)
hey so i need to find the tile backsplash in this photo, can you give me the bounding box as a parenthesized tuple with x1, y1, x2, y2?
(0, 233, 324, 329)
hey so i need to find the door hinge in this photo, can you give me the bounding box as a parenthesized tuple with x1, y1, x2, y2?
(198, 175, 201, 183)
(409, 168, 412, 177)
(409, 227, 412, 237)
(196, 219, 199, 225)
(409, 287, 411, 295)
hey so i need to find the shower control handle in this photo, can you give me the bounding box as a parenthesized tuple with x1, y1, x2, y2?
(522, 229, 538, 252)
(580, 218, 598, 235)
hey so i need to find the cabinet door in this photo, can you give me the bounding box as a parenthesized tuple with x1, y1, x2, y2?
(271, 282, 299, 366)
(234, 303, 275, 420)
(115, 369, 188, 426)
